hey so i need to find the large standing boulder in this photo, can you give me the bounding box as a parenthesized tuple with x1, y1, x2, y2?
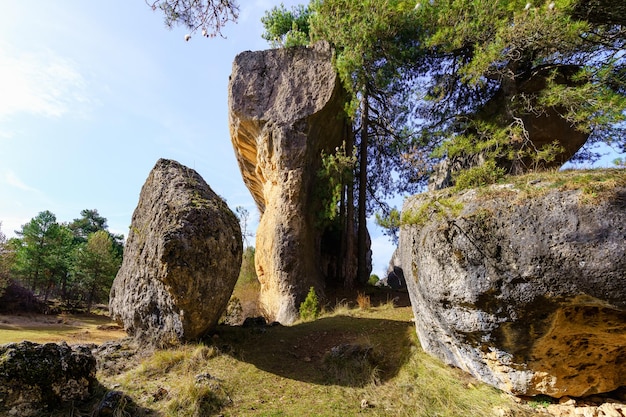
(398, 170, 626, 397)
(0, 341, 96, 417)
(109, 159, 242, 346)
(228, 42, 350, 324)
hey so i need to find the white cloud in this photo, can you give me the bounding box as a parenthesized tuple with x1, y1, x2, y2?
(3, 170, 39, 193)
(0, 43, 90, 120)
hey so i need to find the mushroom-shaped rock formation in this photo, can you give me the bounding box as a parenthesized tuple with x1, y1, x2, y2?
(228, 42, 351, 324)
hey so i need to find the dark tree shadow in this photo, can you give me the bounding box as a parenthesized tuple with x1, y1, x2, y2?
(47, 381, 162, 417)
(209, 314, 415, 387)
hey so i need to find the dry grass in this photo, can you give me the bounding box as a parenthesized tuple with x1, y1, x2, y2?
(0, 293, 538, 416)
(356, 292, 371, 310)
(475, 167, 626, 203)
(0, 312, 126, 344)
(97, 304, 534, 417)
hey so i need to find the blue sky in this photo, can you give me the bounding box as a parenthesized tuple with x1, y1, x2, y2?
(0, 0, 397, 278)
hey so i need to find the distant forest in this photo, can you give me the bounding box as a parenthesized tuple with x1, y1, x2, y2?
(0, 209, 123, 312)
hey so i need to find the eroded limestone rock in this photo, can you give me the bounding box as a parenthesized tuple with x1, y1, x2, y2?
(109, 159, 242, 345)
(0, 341, 96, 417)
(228, 42, 350, 323)
(398, 171, 626, 397)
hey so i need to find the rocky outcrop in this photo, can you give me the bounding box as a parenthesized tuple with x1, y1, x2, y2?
(398, 170, 626, 397)
(228, 42, 350, 323)
(0, 341, 96, 416)
(109, 159, 242, 345)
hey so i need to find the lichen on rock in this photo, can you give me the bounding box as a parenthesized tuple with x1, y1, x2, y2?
(0, 341, 96, 416)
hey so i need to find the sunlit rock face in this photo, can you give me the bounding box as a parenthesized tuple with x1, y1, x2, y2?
(228, 42, 351, 324)
(398, 176, 626, 397)
(109, 159, 242, 346)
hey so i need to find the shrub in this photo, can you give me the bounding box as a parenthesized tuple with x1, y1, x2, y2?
(453, 160, 506, 190)
(367, 274, 380, 286)
(299, 287, 320, 321)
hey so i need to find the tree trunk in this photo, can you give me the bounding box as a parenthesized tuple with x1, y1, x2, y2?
(87, 282, 97, 314)
(357, 90, 370, 284)
(343, 123, 357, 289)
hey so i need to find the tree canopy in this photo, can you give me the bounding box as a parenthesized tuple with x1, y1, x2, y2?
(6, 209, 123, 309)
(405, 0, 625, 170)
(261, 3, 311, 47)
(310, 0, 625, 179)
(0, 223, 11, 298)
(261, 0, 625, 244)
(72, 230, 121, 312)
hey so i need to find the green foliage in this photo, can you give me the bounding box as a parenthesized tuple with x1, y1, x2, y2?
(453, 160, 507, 190)
(299, 286, 320, 321)
(315, 142, 357, 227)
(0, 223, 11, 298)
(375, 208, 401, 244)
(401, 197, 464, 227)
(311, 0, 420, 114)
(311, 0, 626, 190)
(71, 230, 122, 312)
(237, 246, 257, 286)
(13, 211, 74, 298)
(367, 274, 380, 286)
(261, 4, 311, 48)
(7, 209, 123, 308)
(69, 209, 124, 258)
(412, 0, 626, 163)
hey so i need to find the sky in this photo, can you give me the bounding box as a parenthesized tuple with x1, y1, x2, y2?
(0, 0, 397, 278)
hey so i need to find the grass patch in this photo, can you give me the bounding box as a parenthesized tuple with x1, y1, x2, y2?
(98, 304, 530, 417)
(401, 196, 464, 227)
(0, 313, 126, 344)
(474, 168, 626, 203)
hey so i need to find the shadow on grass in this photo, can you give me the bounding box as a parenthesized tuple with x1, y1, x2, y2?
(210, 314, 415, 388)
(19, 381, 162, 417)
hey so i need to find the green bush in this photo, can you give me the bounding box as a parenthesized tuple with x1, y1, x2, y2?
(453, 160, 506, 190)
(299, 287, 320, 321)
(367, 274, 380, 286)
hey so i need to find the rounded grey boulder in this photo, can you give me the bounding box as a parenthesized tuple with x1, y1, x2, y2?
(109, 159, 242, 346)
(398, 172, 626, 397)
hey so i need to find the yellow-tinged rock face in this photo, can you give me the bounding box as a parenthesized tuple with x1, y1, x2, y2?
(527, 300, 626, 397)
(228, 42, 355, 324)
